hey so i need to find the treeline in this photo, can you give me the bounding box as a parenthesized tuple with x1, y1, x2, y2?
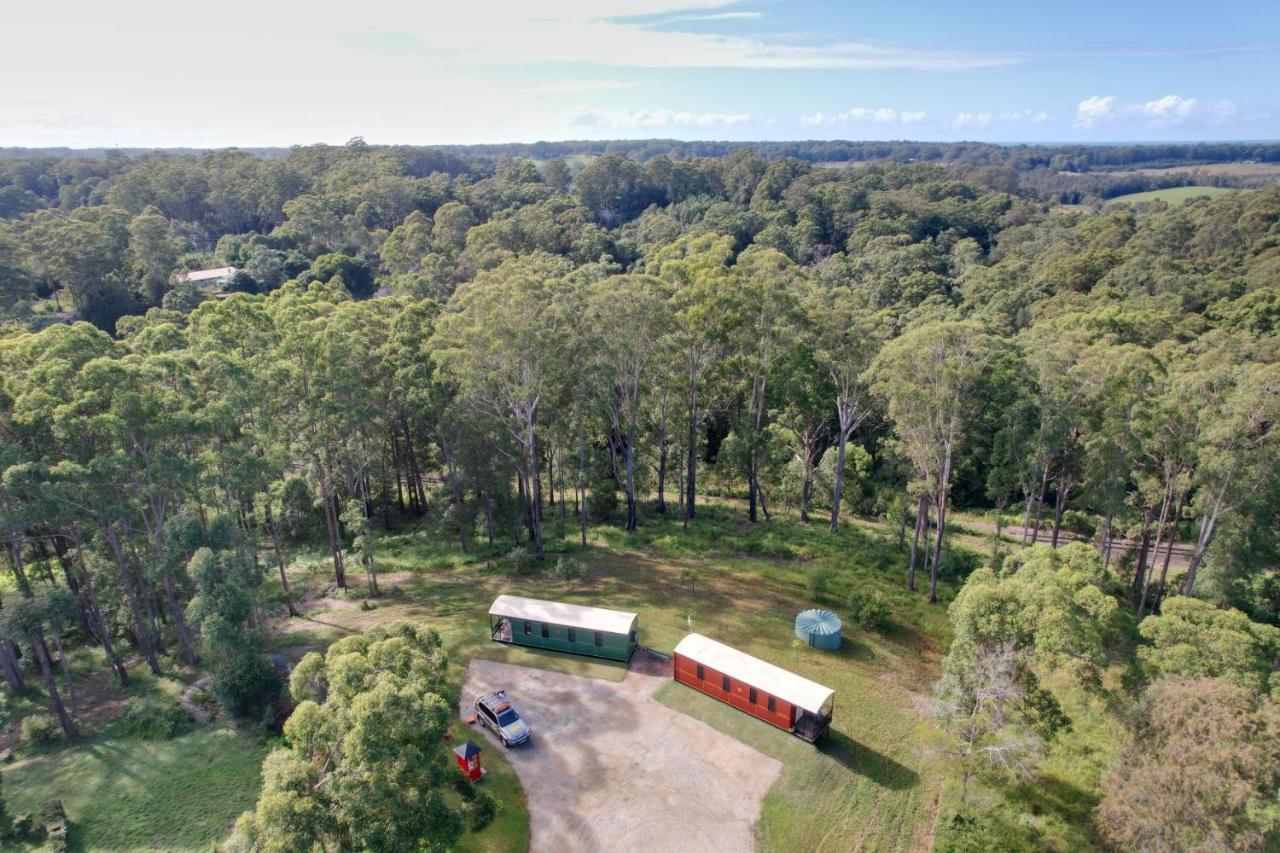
(5, 139, 1280, 223)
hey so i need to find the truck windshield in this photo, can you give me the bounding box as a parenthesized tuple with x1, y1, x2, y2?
(496, 709, 519, 727)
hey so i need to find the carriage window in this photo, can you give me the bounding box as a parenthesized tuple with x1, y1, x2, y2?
(767, 696, 776, 713)
(594, 631, 604, 647)
(568, 628, 576, 642)
(722, 675, 730, 692)
(541, 624, 549, 638)
(749, 687, 758, 704)
(696, 663, 704, 680)
(523, 621, 532, 636)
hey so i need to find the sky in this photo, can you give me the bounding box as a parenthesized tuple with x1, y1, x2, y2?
(2, 0, 1278, 148)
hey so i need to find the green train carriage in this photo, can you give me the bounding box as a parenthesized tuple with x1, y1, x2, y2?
(488, 594, 638, 662)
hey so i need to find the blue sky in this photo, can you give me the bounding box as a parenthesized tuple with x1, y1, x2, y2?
(2, 0, 1277, 146)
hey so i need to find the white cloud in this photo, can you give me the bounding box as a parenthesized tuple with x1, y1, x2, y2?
(517, 79, 643, 95)
(1075, 95, 1120, 127)
(1075, 94, 1237, 128)
(653, 11, 764, 24)
(952, 109, 1048, 129)
(569, 108, 751, 129)
(800, 107, 928, 127)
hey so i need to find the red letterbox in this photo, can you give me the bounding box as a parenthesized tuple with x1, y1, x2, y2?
(453, 739, 483, 782)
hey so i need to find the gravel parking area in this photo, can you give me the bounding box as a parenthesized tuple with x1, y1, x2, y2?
(461, 654, 782, 852)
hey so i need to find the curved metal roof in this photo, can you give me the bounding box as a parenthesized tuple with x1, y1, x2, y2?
(489, 594, 638, 635)
(673, 633, 835, 714)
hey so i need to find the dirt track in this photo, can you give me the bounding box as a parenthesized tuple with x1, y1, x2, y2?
(461, 655, 781, 853)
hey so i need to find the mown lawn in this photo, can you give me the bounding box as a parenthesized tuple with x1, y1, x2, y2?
(5, 725, 267, 852)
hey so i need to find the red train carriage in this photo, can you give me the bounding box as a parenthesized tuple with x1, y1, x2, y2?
(672, 633, 834, 742)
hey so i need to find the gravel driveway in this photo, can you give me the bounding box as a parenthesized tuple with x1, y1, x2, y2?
(461, 654, 782, 852)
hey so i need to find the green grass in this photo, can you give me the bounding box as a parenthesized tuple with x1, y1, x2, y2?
(1107, 185, 1236, 205)
(5, 725, 268, 851)
(275, 501, 958, 851)
(451, 720, 530, 853)
(8, 497, 980, 852)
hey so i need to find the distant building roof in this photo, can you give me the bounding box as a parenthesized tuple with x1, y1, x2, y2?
(185, 266, 237, 283)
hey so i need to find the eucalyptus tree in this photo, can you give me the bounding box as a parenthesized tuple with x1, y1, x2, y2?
(1075, 343, 1164, 569)
(773, 338, 836, 523)
(807, 285, 885, 532)
(433, 253, 578, 559)
(731, 247, 800, 523)
(871, 320, 997, 602)
(266, 280, 356, 587)
(1179, 361, 1280, 596)
(585, 274, 671, 531)
(1018, 325, 1091, 546)
(649, 234, 739, 522)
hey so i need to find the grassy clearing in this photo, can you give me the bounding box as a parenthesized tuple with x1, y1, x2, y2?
(1107, 185, 1235, 205)
(451, 719, 530, 853)
(276, 502, 958, 851)
(5, 725, 268, 851)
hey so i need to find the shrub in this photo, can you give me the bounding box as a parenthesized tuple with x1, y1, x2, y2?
(20, 714, 61, 747)
(1060, 509, 1097, 540)
(554, 556, 584, 586)
(507, 546, 535, 575)
(806, 567, 836, 602)
(847, 589, 892, 631)
(119, 698, 191, 740)
(466, 789, 500, 831)
(588, 486, 619, 523)
(213, 654, 282, 719)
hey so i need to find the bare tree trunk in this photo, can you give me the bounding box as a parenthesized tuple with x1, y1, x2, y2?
(264, 503, 298, 617)
(1181, 485, 1227, 596)
(655, 400, 668, 514)
(1131, 503, 1154, 594)
(0, 637, 22, 691)
(1020, 491, 1035, 546)
(625, 441, 638, 531)
(104, 525, 161, 675)
(49, 629, 76, 716)
(908, 493, 927, 592)
(1050, 477, 1073, 548)
(162, 570, 199, 665)
(686, 385, 699, 523)
(528, 421, 544, 560)
(927, 449, 955, 604)
(578, 412, 589, 547)
(1030, 459, 1051, 544)
(1137, 483, 1173, 618)
(829, 420, 853, 532)
(1100, 508, 1115, 570)
(33, 632, 79, 744)
(1153, 492, 1185, 612)
(67, 534, 128, 684)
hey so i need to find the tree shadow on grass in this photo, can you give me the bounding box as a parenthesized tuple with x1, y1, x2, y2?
(819, 729, 919, 791)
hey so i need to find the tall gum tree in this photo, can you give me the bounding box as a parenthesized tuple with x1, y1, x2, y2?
(433, 253, 577, 559)
(649, 234, 738, 523)
(585, 274, 671, 531)
(871, 320, 997, 603)
(808, 285, 885, 532)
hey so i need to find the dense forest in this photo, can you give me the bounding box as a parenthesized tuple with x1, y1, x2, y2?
(0, 140, 1278, 850)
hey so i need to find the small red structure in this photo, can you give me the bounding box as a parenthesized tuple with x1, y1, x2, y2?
(453, 739, 484, 782)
